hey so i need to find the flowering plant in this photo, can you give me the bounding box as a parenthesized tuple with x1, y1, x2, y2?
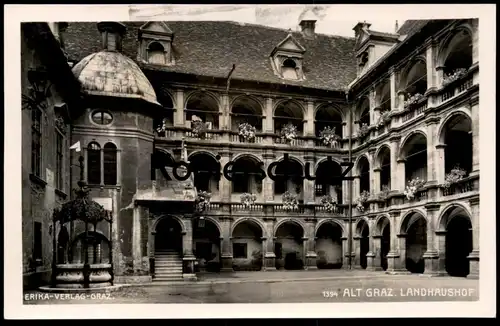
(320, 126, 341, 147)
(240, 193, 257, 208)
(442, 68, 468, 87)
(320, 194, 337, 213)
(403, 177, 426, 200)
(377, 185, 391, 201)
(195, 191, 212, 212)
(238, 123, 256, 141)
(55, 114, 66, 134)
(280, 123, 298, 143)
(282, 191, 299, 211)
(403, 93, 425, 109)
(156, 118, 169, 134)
(355, 190, 371, 212)
(357, 123, 370, 139)
(191, 120, 207, 139)
(377, 110, 391, 128)
(443, 166, 467, 188)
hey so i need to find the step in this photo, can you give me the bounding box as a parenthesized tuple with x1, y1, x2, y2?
(154, 261, 183, 265)
(155, 258, 182, 262)
(155, 268, 183, 273)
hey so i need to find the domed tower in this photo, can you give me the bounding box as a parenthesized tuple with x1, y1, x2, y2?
(70, 22, 162, 281)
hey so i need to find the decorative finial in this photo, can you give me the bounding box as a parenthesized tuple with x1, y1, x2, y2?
(395, 20, 399, 33)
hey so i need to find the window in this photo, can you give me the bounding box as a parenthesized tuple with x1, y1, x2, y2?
(282, 59, 298, 80)
(91, 111, 113, 125)
(233, 243, 247, 259)
(87, 142, 101, 185)
(56, 130, 64, 190)
(103, 143, 117, 185)
(31, 108, 42, 177)
(147, 42, 166, 65)
(34, 222, 42, 262)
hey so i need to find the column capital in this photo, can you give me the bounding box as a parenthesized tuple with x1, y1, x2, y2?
(396, 158, 406, 164)
(435, 230, 447, 236)
(425, 116, 441, 126)
(303, 155, 315, 162)
(388, 135, 401, 143)
(262, 153, 276, 160)
(389, 210, 401, 217)
(219, 150, 232, 158)
(469, 197, 480, 206)
(372, 234, 382, 239)
(367, 147, 376, 154)
(373, 167, 382, 172)
(436, 65, 446, 71)
(435, 143, 447, 149)
(396, 233, 407, 238)
(425, 203, 441, 212)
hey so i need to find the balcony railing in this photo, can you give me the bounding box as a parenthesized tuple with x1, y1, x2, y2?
(273, 135, 306, 146)
(401, 98, 428, 123)
(442, 176, 477, 196)
(439, 68, 476, 104)
(229, 132, 265, 144)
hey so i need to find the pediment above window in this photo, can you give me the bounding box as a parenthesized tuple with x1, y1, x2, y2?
(270, 33, 306, 81)
(138, 21, 175, 66)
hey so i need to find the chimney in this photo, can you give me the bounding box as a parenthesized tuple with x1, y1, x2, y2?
(97, 22, 127, 52)
(299, 9, 317, 38)
(353, 21, 372, 38)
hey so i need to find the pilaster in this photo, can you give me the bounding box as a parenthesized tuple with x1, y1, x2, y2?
(173, 89, 185, 127)
(389, 68, 397, 111)
(220, 217, 233, 272)
(423, 203, 440, 276)
(263, 152, 276, 202)
(218, 150, 232, 202)
(263, 218, 276, 270)
(389, 135, 401, 191)
(264, 97, 274, 133)
(303, 155, 315, 204)
(305, 100, 315, 136)
(467, 197, 480, 279)
(426, 117, 440, 183)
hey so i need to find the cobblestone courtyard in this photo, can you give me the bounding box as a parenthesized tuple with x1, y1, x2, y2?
(24, 270, 479, 304)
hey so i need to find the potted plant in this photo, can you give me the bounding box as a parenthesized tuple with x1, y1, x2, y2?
(280, 123, 298, 144)
(191, 119, 207, 139)
(443, 166, 467, 188)
(195, 191, 212, 213)
(442, 68, 468, 87)
(319, 126, 341, 148)
(403, 177, 426, 200)
(155, 118, 169, 136)
(403, 93, 425, 109)
(240, 192, 257, 208)
(238, 123, 256, 142)
(377, 110, 391, 128)
(320, 194, 337, 213)
(357, 123, 370, 139)
(282, 191, 299, 211)
(355, 190, 371, 212)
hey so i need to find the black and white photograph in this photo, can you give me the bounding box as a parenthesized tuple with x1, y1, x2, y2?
(4, 3, 496, 319)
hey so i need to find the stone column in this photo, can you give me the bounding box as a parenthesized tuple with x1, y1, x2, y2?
(435, 144, 446, 185)
(305, 100, 315, 137)
(174, 89, 185, 127)
(386, 211, 402, 273)
(353, 176, 360, 198)
(435, 230, 447, 276)
(264, 97, 274, 133)
(467, 197, 480, 279)
(435, 66, 445, 89)
(218, 150, 232, 202)
(304, 218, 318, 270)
(373, 168, 381, 193)
(368, 148, 376, 193)
(471, 102, 480, 175)
(303, 155, 315, 205)
(369, 88, 377, 124)
(426, 117, 440, 184)
(389, 136, 401, 191)
(471, 19, 479, 64)
(423, 203, 440, 276)
(353, 236, 361, 269)
(220, 93, 230, 132)
(366, 219, 378, 271)
(132, 205, 143, 271)
(369, 235, 382, 271)
(262, 152, 276, 202)
(397, 90, 406, 111)
(396, 159, 406, 190)
(182, 219, 196, 280)
(389, 68, 397, 111)
(220, 217, 233, 272)
(263, 218, 276, 270)
(425, 39, 439, 94)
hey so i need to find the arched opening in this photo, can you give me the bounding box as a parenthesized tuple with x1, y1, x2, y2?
(441, 206, 473, 277)
(274, 157, 303, 197)
(87, 142, 101, 185)
(155, 217, 183, 253)
(356, 220, 370, 269)
(402, 133, 427, 183)
(57, 226, 70, 264)
(282, 58, 298, 80)
(193, 218, 221, 273)
(402, 213, 427, 273)
(358, 156, 370, 194)
(316, 222, 343, 269)
(274, 100, 304, 136)
(357, 97, 370, 127)
(275, 221, 304, 270)
(71, 231, 110, 264)
(103, 143, 117, 186)
(231, 156, 263, 194)
(185, 92, 219, 130)
(154, 92, 174, 134)
(231, 96, 263, 132)
(442, 114, 473, 176)
(315, 160, 343, 204)
(404, 60, 427, 96)
(189, 153, 220, 194)
(232, 220, 263, 271)
(147, 41, 166, 65)
(377, 80, 391, 113)
(315, 105, 343, 139)
(442, 30, 473, 76)
(377, 217, 391, 271)
(377, 146, 391, 190)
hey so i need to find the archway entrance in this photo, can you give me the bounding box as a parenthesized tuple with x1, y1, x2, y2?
(155, 217, 183, 254)
(315, 221, 343, 269)
(403, 213, 427, 273)
(193, 218, 221, 273)
(381, 224, 390, 271)
(446, 216, 472, 277)
(275, 221, 304, 270)
(356, 220, 369, 269)
(232, 220, 263, 271)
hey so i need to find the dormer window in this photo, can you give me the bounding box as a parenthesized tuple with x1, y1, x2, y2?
(147, 42, 166, 65)
(282, 59, 298, 80)
(270, 32, 306, 81)
(138, 22, 175, 66)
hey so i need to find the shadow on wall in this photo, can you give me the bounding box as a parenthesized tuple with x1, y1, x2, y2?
(232, 250, 263, 271)
(316, 251, 342, 269)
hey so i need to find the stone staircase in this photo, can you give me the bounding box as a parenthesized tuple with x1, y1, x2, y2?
(153, 250, 184, 282)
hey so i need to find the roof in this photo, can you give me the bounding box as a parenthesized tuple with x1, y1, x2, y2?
(72, 50, 159, 105)
(397, 20, 430, 36)
(63, 21, 357, 92)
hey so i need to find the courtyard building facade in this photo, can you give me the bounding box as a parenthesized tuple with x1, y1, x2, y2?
(21, 17, 479, 288)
